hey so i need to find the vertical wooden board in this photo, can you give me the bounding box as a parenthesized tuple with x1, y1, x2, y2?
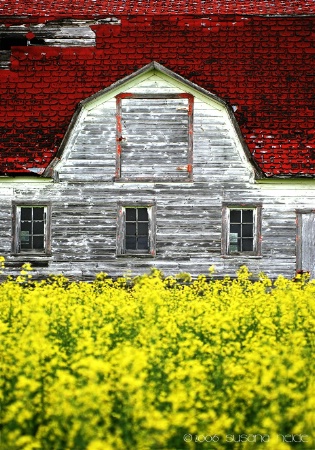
(300, 213, 315, 277)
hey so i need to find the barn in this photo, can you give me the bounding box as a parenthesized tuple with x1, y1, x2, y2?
(0, 0, 315, 279)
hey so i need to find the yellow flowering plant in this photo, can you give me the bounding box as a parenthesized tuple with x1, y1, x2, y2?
(0, 264, 314, 449)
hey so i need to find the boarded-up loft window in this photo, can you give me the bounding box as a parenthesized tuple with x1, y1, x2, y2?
(115, 93, 193, 181)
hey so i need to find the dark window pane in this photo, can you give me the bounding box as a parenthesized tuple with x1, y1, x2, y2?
(138, 222, 148, 235)
(242, 210, 253, 223)
(21, 240, 32, 250)
(21, 221, 32, 232)
(138, 236, 149, 250)
(137, 208, 148, 221)
(21, 208, 32, 220)
(33, 221, 45, 234)
(33, 208, 44, 220)
(242, 238, 253, 252)
(126, 208, 136, 221)
(126, 222, 136, 236)
(242, 224, 253, 238)
(230, 210, 241, 223)
(33, 236, 44, 249)
(126, 236, 136, 249)
(230, 224, 241, 235)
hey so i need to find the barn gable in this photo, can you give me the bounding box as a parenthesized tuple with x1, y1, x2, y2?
(48, 62, 261, 183)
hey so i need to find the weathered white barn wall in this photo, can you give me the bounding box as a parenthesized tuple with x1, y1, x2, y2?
(0, 178, 315, 279)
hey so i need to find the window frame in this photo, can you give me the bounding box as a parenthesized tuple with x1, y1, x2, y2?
(12, 202, 52, 255)
(116, 202, 156, 256)
(115, 93, 194, 182)
(221, 204, 262, 256)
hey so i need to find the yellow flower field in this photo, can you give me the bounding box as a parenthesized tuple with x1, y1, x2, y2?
(0, 264, 315, 450)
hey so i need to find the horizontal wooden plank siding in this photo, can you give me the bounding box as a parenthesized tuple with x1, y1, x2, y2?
(0, 178, 314, 279)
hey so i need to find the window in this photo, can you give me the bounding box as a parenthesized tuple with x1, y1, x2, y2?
(117, 203, 156, 256)
(115, 93, 193, 181)
(125, 208, 149, 251)
(222, 205, 262, 256)
(12, 204, 51, 254)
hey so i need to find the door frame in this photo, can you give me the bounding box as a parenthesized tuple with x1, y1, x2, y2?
(296, 209, 315, 274)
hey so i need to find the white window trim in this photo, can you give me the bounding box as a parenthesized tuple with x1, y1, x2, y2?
(222, 204, 262, 256)
(116, 202, 156, 256)
(12, 203, 52, 255)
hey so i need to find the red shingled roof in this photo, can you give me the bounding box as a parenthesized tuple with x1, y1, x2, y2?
(0, 0, 315, 22)
(0, 12, 315, 177)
